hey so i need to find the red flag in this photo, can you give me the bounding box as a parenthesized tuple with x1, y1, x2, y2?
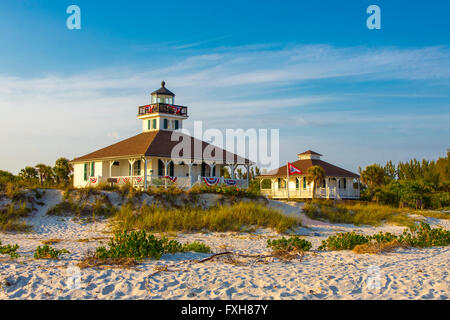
(287, 162, 302, 175)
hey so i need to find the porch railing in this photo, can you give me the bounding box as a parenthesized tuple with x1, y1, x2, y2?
(138, 103, 188, 117)
(260, 187, 360, 199)
(96, 175, 249, 189)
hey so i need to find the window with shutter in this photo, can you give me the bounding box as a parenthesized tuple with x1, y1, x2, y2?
(84, 163, 88, 181)
(148, 120, 150, 130)
(175, 120, 179, 130)
(296, 178, 299, 189)
(91, 162, 95, 177)
(153, 119, 156, 129)
(303, 177, 307, 189)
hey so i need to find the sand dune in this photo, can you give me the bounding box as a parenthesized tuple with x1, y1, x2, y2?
(0, 192, 448, 300)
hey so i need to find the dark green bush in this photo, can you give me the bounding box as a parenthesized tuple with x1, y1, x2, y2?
(397, 222, 450, 247)
(319, 222, 450, 251)
(318, 232, 369, 250)
(95, 230, 211, 260)
(34, 245, 69, 259)
(267, 236, 312, 252)
(0, 241, 20, 258)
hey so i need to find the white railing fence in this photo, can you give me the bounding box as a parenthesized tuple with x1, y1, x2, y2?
(260, 187, 359, 199)
(91, 175, 249, 189)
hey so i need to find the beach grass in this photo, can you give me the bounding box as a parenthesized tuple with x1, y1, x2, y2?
(0, 202, 32, 232)
(303, 201, 416, 227)
(353, 240, 409, 254)
(113, 202, 300, 234)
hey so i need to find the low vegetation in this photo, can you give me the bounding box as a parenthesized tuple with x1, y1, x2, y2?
(352, 240, 408, 254)
(47, 198, 117, 220)
(318, 222, 450, 252)
(34, 245, 69, 259)
(303, 200, 417, 227)
(95, 230, 211, 260)
(267, 236, 312, 252)
(0, 241, 20, 258)
(114, 202, 300, 233)
(318, 231, 369, 251)
(188, 185, 260, 199)
(0, 202, 32, 232)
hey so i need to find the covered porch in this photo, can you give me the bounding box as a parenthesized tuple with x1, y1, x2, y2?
(74, 156, 250, 189)
(258, 176, 360, 199)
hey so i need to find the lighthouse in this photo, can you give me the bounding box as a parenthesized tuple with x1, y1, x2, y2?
(137, 81, 188, 132)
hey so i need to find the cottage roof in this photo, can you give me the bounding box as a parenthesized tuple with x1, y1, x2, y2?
(297, 150, 322, 156)
(71, 130, 251, 164)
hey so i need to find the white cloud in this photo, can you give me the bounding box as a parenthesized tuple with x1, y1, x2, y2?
(0, 44, 449, 173)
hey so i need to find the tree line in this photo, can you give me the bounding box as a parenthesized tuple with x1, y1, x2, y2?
(0, 158, 73, 190)
(360, 149, 450, 209)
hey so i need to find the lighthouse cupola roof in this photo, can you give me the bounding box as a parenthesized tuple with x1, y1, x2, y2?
(151, 81, 175, 97)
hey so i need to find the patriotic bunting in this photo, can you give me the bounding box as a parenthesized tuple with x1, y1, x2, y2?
(143, 104, 154, 114)
(223, 179, 237, 186)
(122, 177, 130, 183)
(90, 178, 97, 184)
(162, 176, 177, 183)
(168, 105, 182, 114)
(135, 176, 143, 183)
(203, 177, 220, 186)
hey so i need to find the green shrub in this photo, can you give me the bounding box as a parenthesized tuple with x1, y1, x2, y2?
(95, 230, 211, 260)
(267, 236, 312, 252)
(0, 241, 20, 258)
(182, 241, 211, 253)
(318, 232, 369, 250)
(319, 222, 450, 251)
(369, 231, 398, 244)
(429, 192, 450, 209)
(397, 222, 450, 247)
(34, 245, 69, 259)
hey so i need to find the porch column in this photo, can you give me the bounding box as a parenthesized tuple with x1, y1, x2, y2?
(245, 164, 250, 189)
(144, 157, 148, 190)
(207, 162, 216, 177)
(357, 178, 361, 199)
(162, 159, 171, 188)
(109, 160, 114, 178)
(346, 178, 350, 199)
(336, 178, 341, 201)
(229, 164, 237, 179)
(128, 159, 136, 186)
(186, 161, 193, 187)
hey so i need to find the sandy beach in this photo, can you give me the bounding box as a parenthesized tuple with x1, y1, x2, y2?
(0, 190, 448, 300)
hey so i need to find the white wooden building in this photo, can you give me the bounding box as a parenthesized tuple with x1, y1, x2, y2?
(257, 150, 360, 199)
(70, 82, 252, 189)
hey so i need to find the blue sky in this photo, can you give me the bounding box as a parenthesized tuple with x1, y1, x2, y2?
(0, 0, 449, 173)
